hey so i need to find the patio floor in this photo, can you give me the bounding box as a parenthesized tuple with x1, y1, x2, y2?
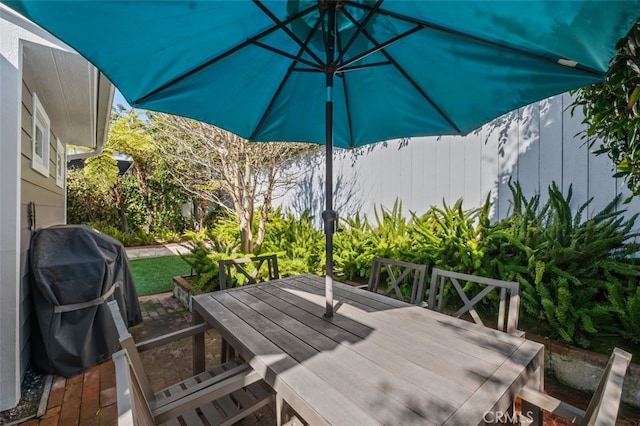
(17, 291, 639, 426)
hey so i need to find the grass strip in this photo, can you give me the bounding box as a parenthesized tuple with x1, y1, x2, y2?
(129, 255, 191, 296)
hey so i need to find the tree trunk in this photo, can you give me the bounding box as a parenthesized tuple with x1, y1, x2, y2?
(134, 164, 153, 234)
(239, 210, 253, 253)
(192, 197, 207, 232)
(112, 186, 129, 233)
(254, 168, 275, 253)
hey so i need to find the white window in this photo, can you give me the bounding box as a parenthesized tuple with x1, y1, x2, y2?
(55, 138, 65, 188)
(31, 93, 51, 177)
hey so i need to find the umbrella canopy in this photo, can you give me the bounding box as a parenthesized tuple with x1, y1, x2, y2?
(6, 0, 638, 316)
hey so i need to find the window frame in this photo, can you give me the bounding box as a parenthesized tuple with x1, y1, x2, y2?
(31, 93, 51, 177)
(55, 138, 65, 188)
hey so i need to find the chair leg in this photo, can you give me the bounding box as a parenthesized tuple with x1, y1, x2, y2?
(276, 395, 301, 425)
(220, 339, 236, 363)
(192, 310, 205, 374)
(282, 415, 303, 426)
(276, 394, 284, 426)
(220, 338, 238, 364)
(521, 365, 544, 426)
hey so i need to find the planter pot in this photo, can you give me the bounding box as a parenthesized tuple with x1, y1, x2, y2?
(172, 275, 196, 312)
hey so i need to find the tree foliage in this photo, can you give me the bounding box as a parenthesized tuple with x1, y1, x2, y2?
(572, 19, 640, 198)
(150, 112, 317, 253)
(69, 109, 188, 240)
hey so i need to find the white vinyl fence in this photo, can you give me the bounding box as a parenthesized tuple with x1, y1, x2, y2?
(275, 92, 640, 230)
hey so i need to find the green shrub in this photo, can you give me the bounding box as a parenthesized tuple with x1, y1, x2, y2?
(334, 201, 414, 280)
(174, 182, 640, 350)
(181, 208, 322, 291)
(487, 182, 640, 347)
(333, 212, 374, 280)
(179, 241, 226, 292)
(260, 209, 323, 273)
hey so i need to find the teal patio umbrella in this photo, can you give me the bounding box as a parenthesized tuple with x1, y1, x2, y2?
(5, 0, 638, 317)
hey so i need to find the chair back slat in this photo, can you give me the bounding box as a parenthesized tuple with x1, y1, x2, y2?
(107, 300, 156, 405)
(113, 349, 156, 425)
(582, 347, 632, 426)
(113, 350, 135, 426)
(429, 268, 520, 334)
(368, 257, 427, 305)
(497, 287, 506, 332)
(218, 254, 279, 290)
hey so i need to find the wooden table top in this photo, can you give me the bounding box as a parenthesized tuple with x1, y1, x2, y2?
(192, 274, 544, 426)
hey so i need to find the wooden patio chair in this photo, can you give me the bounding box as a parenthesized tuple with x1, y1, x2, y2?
(428, 268, 521, 335)
(107, 300, 274, 425)
(517, 347, 632, 426)
(218, 254, 279, 290)
(365, 257, 428, 306)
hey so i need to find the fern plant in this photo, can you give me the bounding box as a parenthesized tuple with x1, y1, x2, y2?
(260, 209, 324, 273)
(487, 181, 640, 347)
(333, 212, 375, 280)
(179, 241, 226, 292)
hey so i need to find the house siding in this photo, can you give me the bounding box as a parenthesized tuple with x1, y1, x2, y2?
(275, 93, 640, 231)
(19, 79, 65, 377)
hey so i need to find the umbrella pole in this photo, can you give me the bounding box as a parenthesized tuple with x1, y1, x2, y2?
(323, 114, 335, 318)
(322, 1, 337, 318)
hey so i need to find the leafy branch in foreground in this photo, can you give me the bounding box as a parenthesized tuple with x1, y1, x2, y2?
(572, 19, 640, 199)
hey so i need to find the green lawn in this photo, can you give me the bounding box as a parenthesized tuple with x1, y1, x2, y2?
(129, 255, 192, 296)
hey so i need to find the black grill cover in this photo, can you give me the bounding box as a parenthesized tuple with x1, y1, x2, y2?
(30, 225, 142, 377)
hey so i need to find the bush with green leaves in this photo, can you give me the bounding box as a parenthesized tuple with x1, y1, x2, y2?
(260, 209, 324, 274)
(176, 183, 640, 348)
(334, 201, 415, 280)
(67, 168, 120, 225)
(408, 197, 492, 273)
(486, 182, 640, 346)
(333, 185, 640, 348)
(179, 241, 226, 292)
(333, 212, 375, 280)
(180, 209, 323, 291)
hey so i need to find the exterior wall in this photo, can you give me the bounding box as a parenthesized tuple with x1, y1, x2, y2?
(0, 7, 70, 410)
(0, 7, 22, 411)
(1, 6, 111, 410)
(19, 77, 66, 379)
(276, 92, 640, 231)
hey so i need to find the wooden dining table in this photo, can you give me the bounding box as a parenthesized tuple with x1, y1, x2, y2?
(191, 274, 544, 426)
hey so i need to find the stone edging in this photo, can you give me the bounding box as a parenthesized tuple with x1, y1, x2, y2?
(172, 275, 194, 312)
(525, 333, 640, 408)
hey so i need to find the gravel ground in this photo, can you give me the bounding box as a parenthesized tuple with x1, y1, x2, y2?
(0, 369, 47, 425)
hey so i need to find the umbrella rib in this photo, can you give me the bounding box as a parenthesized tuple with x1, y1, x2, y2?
(334, 0, 383, 65)
(253, 0, 325, 67)
(344, 0, 603, 77)
(339, 61, 392, 72)
(335, 25, 356, 146)
(338, 11, 424, 70)
(339, 73, 356, 148)
(362, 27, 462, 134)
(292, 67, 324, 73)
(249, 14, 324, 141)
(251, 40, 323, 70)
(133, 2, 319, 105)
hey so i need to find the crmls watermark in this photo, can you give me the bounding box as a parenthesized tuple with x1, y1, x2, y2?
(482, 411, 535, 424)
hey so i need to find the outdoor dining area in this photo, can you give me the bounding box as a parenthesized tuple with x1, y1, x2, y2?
(3, 1, 639, 425)
(107, 256, 632, 426)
